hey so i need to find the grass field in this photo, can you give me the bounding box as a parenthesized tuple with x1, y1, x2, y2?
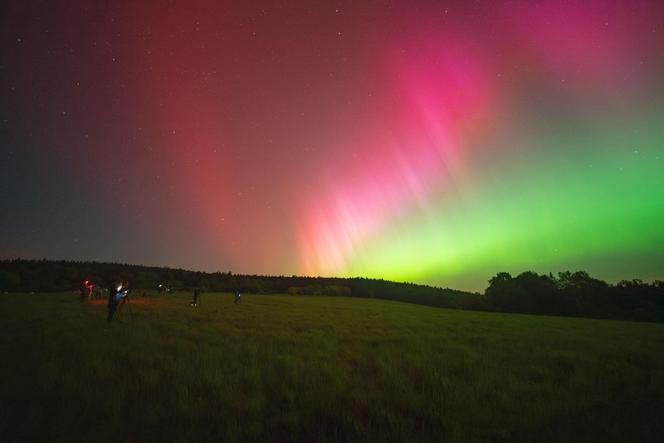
(1, 292, 663, 442)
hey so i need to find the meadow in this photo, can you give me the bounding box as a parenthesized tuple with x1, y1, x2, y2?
(1, 292, 663, 442)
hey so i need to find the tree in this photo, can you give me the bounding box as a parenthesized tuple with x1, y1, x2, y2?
(489, 272, 512, 285)
(0, 270, 21, 291)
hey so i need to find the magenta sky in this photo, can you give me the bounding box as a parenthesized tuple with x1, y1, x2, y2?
(2, 1, 663, 290)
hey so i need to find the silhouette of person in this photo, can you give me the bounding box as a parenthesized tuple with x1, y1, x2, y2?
(190, 287, 201, 307)
(84, 280, 94, 301)
(234, 290, 241, 304)
(107, 282, 121, 322)
(80, 281, 88, 302)
(107, 281, 128, 322)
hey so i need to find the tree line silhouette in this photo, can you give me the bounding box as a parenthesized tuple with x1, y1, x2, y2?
(1, 259, 662, 322)
(486, 270, 664, 322)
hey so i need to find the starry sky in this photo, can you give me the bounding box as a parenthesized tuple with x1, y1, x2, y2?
(1, 0, 663, 291)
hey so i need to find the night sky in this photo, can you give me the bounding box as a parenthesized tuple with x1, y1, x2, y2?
(2, 1, 663, 291)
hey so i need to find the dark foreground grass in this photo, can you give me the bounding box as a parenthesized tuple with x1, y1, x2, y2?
(1, 292, 663, 442)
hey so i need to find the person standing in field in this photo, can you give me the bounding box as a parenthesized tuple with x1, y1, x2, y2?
(234, 290, 241, 304)
(190, 287, 201, 307)
(107, 281, 129, 322)
(107, 281, 120, 322)
(80, 280, 88, 302)
(83, 280, 94, 301)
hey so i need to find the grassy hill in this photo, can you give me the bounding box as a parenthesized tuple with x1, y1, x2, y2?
(1, 292, 663, 442)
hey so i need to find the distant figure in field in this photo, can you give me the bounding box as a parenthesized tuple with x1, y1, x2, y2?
(107, 282, 120, 322)
(83, 280, 94, 301)
(107, 281, 128, 322)
(190, 287, 201, 307)
(234, 290, 241, 304)
(80, 281, 88, 302)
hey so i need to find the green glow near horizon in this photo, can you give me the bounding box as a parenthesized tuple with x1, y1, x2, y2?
(340, 113, 664, 291)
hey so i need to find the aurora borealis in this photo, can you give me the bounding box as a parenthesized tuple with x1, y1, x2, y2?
(1, 1, 663, 291)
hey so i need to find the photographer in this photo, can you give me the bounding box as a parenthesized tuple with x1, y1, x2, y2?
(107, 281, 128, 322)
(83, 280, 94, 301)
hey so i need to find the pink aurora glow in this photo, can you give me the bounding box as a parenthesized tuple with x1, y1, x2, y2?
(294, 0, 664, 278)
(297, 36, 498, 275)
